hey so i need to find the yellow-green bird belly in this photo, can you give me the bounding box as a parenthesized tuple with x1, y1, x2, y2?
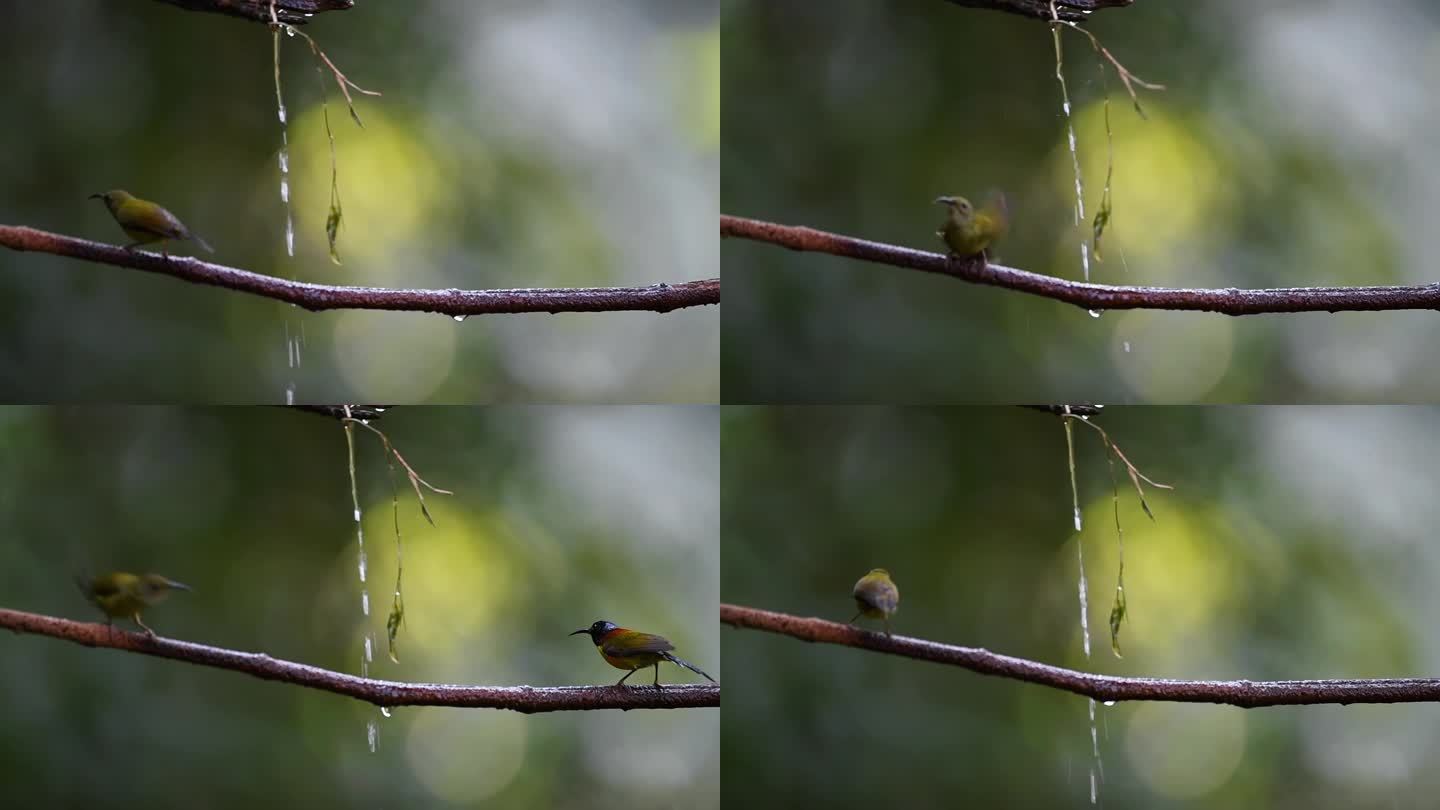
(939, 216, 998, 257)
(87, 579, 149, 619)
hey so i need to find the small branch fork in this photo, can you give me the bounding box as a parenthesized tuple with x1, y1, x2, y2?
(1, 608, 719, 712)
(154, 0, 352, 26)
(2, 225, 718, 316)
(721, 215, 1440, 316)
(721, 604, 1440, 708)
(942, 0, 1131, 23)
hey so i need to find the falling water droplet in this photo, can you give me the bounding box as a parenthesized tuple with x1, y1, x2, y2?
(1077, 542, 1091, 659)
(1053, 30, 1091, 291)
(277, 104, 287, 125)
(366, 719, 377, 753)
(284, 382, 295, 405)
(284, 216, 295, 257)
(353, 508, 362, 523)
(380, 706, 392, 718)
(1073, 506, 1083, 532)
(1088, 699, 1104, 804)
(358, 549, 368, 582)
(1103, 700, 1117, 707)
(1088, 309, 1102, 319)
(364, 634, 373, 662)
(361, 590, 370, 616)
(1122, 341, 1131, 353)
(453, 315, 467, 322)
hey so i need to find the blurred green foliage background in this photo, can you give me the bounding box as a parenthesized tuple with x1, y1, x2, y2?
(723, 405, 1440, 807)
(0, 405, 718, 808)
(722, 0, 1440, 402)
(0, 0, 718, 402)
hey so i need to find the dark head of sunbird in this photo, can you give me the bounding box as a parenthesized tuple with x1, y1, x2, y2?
(76, 572, 191, 637)
(934, 192, 1007, 262)
(570, 620, 716, 687)
(89, 189, 214, 255)
(851, 568, 899, 636)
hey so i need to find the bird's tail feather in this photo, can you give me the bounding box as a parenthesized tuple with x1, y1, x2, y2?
(661, 651, 716, 683)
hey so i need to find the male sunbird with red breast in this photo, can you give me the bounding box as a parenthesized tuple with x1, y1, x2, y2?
(76, 571, 191, 636)
(570, 620, 716, 687)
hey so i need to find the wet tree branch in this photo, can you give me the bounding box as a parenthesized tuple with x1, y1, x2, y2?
(1, 608, 718, 712)
(2, 225, 718, 316)
(942, 0, 1132, 22)
(153, 0, 352, 26)
(722, 215, 1440, 316)
(721, 604, 1440, 708)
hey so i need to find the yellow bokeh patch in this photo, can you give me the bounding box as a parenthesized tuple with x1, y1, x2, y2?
(1056, 100, 1227, 273)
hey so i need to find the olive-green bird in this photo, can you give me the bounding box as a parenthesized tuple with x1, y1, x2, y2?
(89, 190, 213, 254)
(850, 568, 899, 636)
(76, 572, 191, 636)
(570, 620, 717, 687)
(935, 193, 1008, 262)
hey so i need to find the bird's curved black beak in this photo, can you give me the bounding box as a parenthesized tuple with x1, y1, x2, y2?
(88, 193, 104, 200)
(164, 579, 193, 591)
(934, 196, 957, 206)
(569, 628, 589, 636)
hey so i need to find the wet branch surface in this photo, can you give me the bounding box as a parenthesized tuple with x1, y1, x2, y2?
(2, 608, 719, 712)
(2, 225, 718, 316)
(721, 604, 1440, 708)
(942, 0, 1132, 22)
(154, 0, 353, 25)
(722, 215, 1440, 315)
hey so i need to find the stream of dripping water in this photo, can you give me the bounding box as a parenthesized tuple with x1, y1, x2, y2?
(1064, 415, 1102, 804)
(344, 421, 379, 752)
(1050, 15, 1100, 321)
(274, 26, 301, 403)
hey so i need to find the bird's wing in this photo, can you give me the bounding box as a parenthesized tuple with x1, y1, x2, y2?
(601, 631, 675, 658)
(855, 582, 898, 613)
(122, 201, 190, 239)
(151, 208, 191, 238)
(88, 576, 124, 598)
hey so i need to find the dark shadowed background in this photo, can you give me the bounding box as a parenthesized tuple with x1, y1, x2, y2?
(722, 0, 1440, 403)
(0, 406, 718, 808)
(722, 405, 1440, 807)
(0, 0, 718, 402)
